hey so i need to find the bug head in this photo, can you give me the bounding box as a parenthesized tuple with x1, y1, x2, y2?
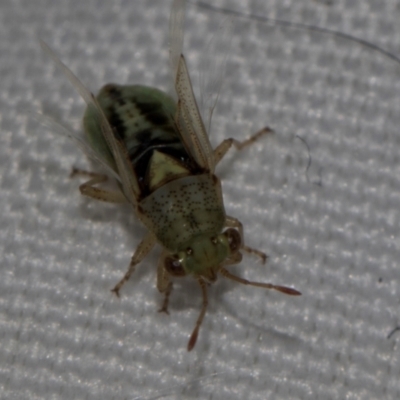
(163, 228, 242, 281)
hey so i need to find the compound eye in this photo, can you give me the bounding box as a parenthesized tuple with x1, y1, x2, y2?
(224, 228, 241, 253)
(164, 256, 186, 277)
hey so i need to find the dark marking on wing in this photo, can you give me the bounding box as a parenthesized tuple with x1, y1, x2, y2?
(107, 106, 125, 141)
(134, 101, 169, 126)
(147, 112, 169, 126)
(133, 100, 156, 115)
(104, 84, 126, 106)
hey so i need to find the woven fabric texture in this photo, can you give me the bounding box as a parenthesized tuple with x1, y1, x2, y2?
(1, 0, 400, 399)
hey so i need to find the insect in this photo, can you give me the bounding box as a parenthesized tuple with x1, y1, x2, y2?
(41, 0, 301, 351)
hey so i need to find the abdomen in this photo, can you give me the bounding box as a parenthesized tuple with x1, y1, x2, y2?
(83, 84, 203, 200)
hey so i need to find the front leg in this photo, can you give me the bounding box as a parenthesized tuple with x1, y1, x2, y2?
(111, 232, 157, 297)
(157, 253, 173, 314)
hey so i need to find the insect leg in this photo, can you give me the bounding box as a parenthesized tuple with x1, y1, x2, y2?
(220, 267, 301, 296)
(225, 215, 267, 263)
(157, 254, 173, 314)
(70, 168, 127, 203)
(213, 127, 273, 166)
(111, 232, 157, 297)
(187, 278, 208, 351)
(158, 282, 173, 315)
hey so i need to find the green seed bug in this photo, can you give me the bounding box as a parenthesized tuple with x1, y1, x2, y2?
(41, 0, 300, 351)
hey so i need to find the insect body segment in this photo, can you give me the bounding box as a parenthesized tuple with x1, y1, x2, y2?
(42, 0, 300, 352)
(139, 174, 225, 251)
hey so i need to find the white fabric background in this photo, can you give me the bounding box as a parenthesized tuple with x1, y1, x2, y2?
(2, 0, 400, 399)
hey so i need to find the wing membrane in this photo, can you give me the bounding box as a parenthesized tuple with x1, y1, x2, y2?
(175, 56, 215, 171)
(40, 40, 139, 204)
(169, 1, 216, 172)
(34, 112, 121, 181)
(169, 0, 186, 92)
(198, 18, 233, 135)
